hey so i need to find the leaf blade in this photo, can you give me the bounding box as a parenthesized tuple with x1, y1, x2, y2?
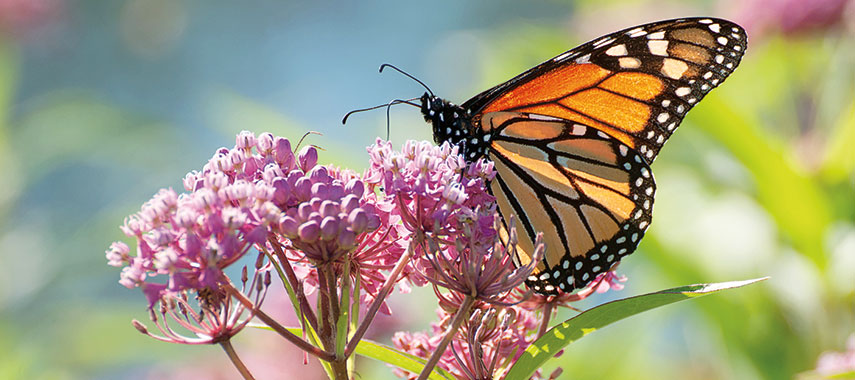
(505, 278, 767, 380)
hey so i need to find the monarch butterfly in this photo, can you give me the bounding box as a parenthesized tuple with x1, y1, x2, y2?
(353, 17, 746, 295)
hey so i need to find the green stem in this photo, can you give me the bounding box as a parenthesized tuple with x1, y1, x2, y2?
(226, 284, 335, 361)
(537, 302, 554, 339)
(344, 243, 414, 357)
(336, 260, 352, 359)
(220, 339, 256, 380)
(347, 274, 361, 378)
(417, 295, 476, 380)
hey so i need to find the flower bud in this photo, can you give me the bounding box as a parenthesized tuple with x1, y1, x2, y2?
(328, 184, 345, 201)
(297, 203, 314, 221)
(344, 179, 364, 198)
(271, 178, 291, 206)
(278, 216, 299, 238)
(320, 200, 339, 218)
(274, 137, 294, 167)
(340, 194, 360, 214)
(337, 230, 356, 249)
(348, 209, 368, 234)
(294, 177, 312, 201)
(298, 146, 318, 172)
(257, 132, 275, 153)
(308, 165, 329, 182)
(236, 130, 257, 150)
(320, 216, 339, 241)
(298, 221, 320, 243)
(311, 182, 329, 199)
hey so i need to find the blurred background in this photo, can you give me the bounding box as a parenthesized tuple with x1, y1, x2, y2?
(0, 0, 853, 379)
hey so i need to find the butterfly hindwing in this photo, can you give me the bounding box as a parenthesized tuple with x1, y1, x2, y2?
(484, 112, 654, 294)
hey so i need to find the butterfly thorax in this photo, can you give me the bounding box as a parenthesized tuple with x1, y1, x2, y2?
(420, 93, 489, 161)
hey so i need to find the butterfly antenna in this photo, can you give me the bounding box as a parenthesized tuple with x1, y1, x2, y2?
(294, 131, 323, 152)
(341, 98, 419, 125)
(379, 63, 434, 97)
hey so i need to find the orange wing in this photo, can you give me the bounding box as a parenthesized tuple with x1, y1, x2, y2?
(483, 112, 654, 294)
(466, 18, 747, 163)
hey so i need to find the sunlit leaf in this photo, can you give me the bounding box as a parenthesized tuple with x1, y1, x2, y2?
(505, 278, 767, 380)
(252, 325, 454, 380)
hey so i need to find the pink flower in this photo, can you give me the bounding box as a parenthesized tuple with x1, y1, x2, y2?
(276, 166, 381, 263)
(109, 131, 293, 308)
(365, 139, 495, 237)
(816, 334, 855, 376)
(422, 212, 544, 308)
(730, 0, 853, 37)
(393, 305, 547, 380)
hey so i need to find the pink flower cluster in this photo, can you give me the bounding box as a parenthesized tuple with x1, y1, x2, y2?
(391, 268, 628, 380)
(107, 132, 630, 379)
(365, 139, 496, 237)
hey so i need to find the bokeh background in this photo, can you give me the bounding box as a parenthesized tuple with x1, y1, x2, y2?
(1, 0, 853, 379)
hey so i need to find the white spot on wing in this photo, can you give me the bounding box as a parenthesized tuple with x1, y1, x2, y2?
(661, 58, 689, 79)
(648, 40, 669, 56)
(554, 51, 573, 62)
(605, 44, 628, 56)
(628, 27, 647, 37)
(619, 57, 641, 69)
(647, 31, 666, 39)
(675, 87, 691, 97)
(593, 37, 614, 48)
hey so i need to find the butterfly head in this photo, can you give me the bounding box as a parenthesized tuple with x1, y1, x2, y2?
(419, 93, 487, 160)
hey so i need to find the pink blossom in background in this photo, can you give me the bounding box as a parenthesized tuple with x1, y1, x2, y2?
(0, 0, 63, 38)
(816, 334, 855, 376)
(728, 0, 853, 37)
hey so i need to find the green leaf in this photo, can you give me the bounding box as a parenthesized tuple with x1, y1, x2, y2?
(505, 278, 767, 380)
(353, 339, 455, 380)
(251, 325, 454, 380)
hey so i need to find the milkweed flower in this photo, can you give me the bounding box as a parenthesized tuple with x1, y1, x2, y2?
(392, 302, 546, 380)
(272, 163, 410, 312)
(423, 212, 544, 307)
(365, 139, 495, 238)
(276, 165, 381, 264)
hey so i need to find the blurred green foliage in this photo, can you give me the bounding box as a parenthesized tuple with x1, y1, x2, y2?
(0, 1, 853, 379)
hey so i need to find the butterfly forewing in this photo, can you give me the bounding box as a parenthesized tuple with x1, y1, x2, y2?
(467, 17, 746, 163)
(483, 112, 654, 294)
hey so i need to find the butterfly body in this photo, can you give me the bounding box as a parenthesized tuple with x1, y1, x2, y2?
(413, 17, 746, 294)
